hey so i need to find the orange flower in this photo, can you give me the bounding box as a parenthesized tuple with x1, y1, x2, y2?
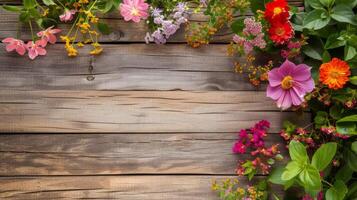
(319, 58, 351, 90)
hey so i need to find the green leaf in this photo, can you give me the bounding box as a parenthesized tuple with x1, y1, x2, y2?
(311, 142, 337, 171)
(314, 111, 328, 125)
(303, 45, 323, 60)
(299, 165, 321, 190)
(326, 180, 348, 200)
(336, 115, 357, 135)
(307, 0, 324, 9)
(322, 50, 331, 62)
(303, 9, 331, 30)
(282, 161, 303, 180)
(336, 164, 353, 182)
(23, 0, 36, 9)
(249, 0, 266, 14)
(329, 104, 343, 120)
(347, 149, 357, 171)
(335, 0, 357, 7)
(97, 22, 112, 35)
(345, 45, 357, 61)
(331, 4, 357, 25)
(1, 5, 22, 12)
(289, 140, 309, 164)
(352, 141, 357, 154)
(231, 19, 245, 34)
(350, 76, 357, 85)
(347, 182, 357, 199)
(325, 33, 346, 49)
(42, 0, 56, 6)
(320, 0, 335, 7)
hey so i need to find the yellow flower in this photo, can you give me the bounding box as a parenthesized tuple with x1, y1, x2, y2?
(66, 45, 78, 57)
(77, 42, 84, 47)
(90, 17, 99, 24)
(90, 47, 103, 55)
(79, 0, 89, 4)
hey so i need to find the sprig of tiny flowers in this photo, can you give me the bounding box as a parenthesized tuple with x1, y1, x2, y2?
(60, 0, 103, 57)
(211, 178, 268, 200)
(232, 120, 283, 180)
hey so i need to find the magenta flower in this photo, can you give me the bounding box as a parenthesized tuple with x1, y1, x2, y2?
(2, 37, 26, 55)
(120, 0, 149, 23)
(26, 40, 47, 60)
(267, 60, 315, 110)
(60, 9, 76, 22)
(37, 26, 61, 45)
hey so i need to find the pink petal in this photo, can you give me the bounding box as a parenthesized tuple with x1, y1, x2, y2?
(28, 49, 38, 60)
(37, 47, 47, 55)
(2, 37, 15, 43)
(295, 78, 315, 93)
(50, 29, 62, 34)
(37, 31, 44, 37)
(48, 34, 57, 44)
(289, 89, 303, 106)
(266, 85, 283, 100)
(132, 16, 141, 23)
(268, 68, 284, 87)
(6, 44, 16, 52)
(292, 64, 312, 81)
(36, 39, 47, 47)
(278, 59, 295, 76)
(16, 45, 26, 55)
(277, 91, 292, 110)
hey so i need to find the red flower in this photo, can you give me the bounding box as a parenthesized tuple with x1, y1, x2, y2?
(264, 0, 290, 23)
(268, 22, 293, 45)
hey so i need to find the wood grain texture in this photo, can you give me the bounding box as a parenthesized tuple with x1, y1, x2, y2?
(0, 43, 272, 91)
(0, 176, 284, 199)
(0, 90, 310, 133)
(0, 133, 287, 176)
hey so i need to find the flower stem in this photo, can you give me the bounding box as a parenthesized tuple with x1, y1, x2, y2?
(28, 20, 35, 41)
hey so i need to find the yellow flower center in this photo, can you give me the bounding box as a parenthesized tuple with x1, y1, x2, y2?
(281, 76, 294, 90)
(273, 7, 283, 16)
(131, 7, 139, 16)
(329, 70, 343, 79)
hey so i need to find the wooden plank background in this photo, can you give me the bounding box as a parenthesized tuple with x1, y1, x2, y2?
(0, 1, 307, 199)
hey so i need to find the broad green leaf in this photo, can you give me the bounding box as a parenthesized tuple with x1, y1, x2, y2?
(347, 182, 357, 199)
(331, 4, 357, 25)
(311, 142, 337, 171)
(1, 5, 22, 12)
(303, 45, 323, 60)
(289, 140, 309, 164)
(347, 150, 357, 171)
(335, 0, 357, 7)
(325, 33, 346, 49)
(299, 165, 321, 190)
(326, 180, 348, 200)
(23, 0, 36, 9)
(303, 9, 331, 30)
(249, 0, 266, 13)
(282, 161, 303, 180)
(345, 45, 357, 61)
(352, 141, 357, 154)
(307, 0, 325, 9)
(337, 115, 357, 135)
(336, 164, 353, 182)
(350, 76, 357, 85)
(320, 0, 335, 7)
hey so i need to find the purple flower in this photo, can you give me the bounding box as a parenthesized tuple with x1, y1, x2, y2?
(151, 8, 162, 17)
(175, 2, 187, 13)
(162, 21, 178, 36)
(267, 60, 315, 110)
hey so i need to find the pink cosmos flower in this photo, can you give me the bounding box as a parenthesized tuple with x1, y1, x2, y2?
(59, 9, 76, 22)
(26, 40, 47, 60)
(267, 60, 315, 110)
(37, 26, 61, 45)
(2, 37, 26, 55)
(120, 0, 149, 23)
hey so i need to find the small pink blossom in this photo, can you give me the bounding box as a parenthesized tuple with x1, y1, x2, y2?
(37, 26, 61, 45)
(26, 40, 47, 60)
(60, 9, 76, 22)
(120, 0, 149, 23)
(2, 37, 26, 55)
